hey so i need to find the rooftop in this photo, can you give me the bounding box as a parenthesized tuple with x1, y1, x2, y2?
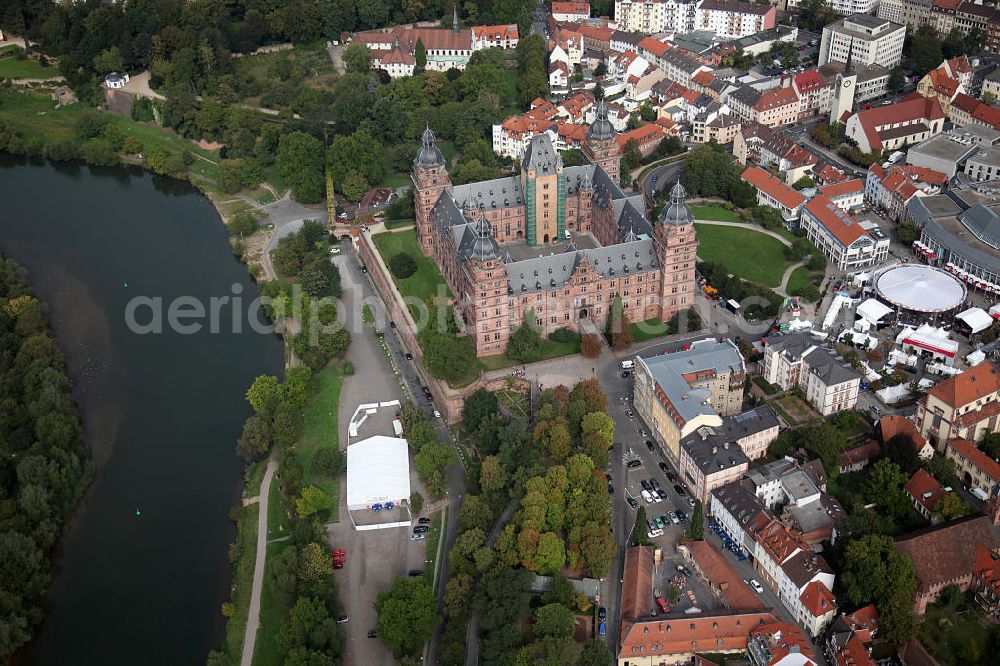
(803, 196, 870, 248)
(741, 167, 807, 210)
(947, 437, 1000, 482)
(926, 363, 1000, 408)
(687, 541, 765, 611)
(903, 468, 948, 513)
(895, 515, 998, 593)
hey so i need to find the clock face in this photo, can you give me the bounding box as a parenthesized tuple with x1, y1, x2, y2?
(843, 80, 853, 88)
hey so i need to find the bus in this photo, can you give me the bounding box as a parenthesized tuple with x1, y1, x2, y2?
(723, 299, 741, 315)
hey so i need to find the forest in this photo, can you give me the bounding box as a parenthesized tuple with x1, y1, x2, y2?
(0, 253, 93, 657)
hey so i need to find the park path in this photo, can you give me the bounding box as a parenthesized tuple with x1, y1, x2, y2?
(240, 455, 278, 666)
(775, 260, 808, 299)
(693, 219, 792, 247)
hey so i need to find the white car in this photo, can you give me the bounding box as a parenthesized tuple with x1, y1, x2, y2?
(433, 410, 441, 419)
(329, 247, 341, 255)
(647, 528, 663, 539)
(668, 512, 679, 524)
(410, 533, 426, 541)
(641, 490, 655, 503)
(748, 579, 764, 594)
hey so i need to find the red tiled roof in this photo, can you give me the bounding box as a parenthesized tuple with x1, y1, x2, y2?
(794, 68, 826, 93)
(621, 546, 654, 621)
(749, 620, 818, 664)
(799, 580, 837, 618)
(551, 1, 590, 15)
(817, 163, 849, 185)
(895, 515, 998, 593)
(844, 604, 879, 642)
(754, 86, 799, 112)
(934, 0, 961, 10)
(620, 611, 777, 658)
(741, 166, 806, 210)
(974, 542, 1000, 599)
(688, 541, 765, 611)
(879, 415, 930, 454)
(558, 123, 589, 142)
(381, 49, 415, 65)
(854, 95, 944, 152)
(803, 195, 868, 247)
(655, 117, 680, 135)
(953, 92, 1000, 130)
(693, 70, 716, 87)
(617, 123, 666, 147)
(924, 67, 961, 99)
(578, 24, 614, 42)
(639, 36, 671, 57)
(948, 437, 1000, 482)
(903, 468, 948, 513)
(820, 179, 864, 199)
(926, 363, 1000, 407)
(840, 440, 881, 468)
(832, 633, 875, 666)
(471, 24, 519, 41)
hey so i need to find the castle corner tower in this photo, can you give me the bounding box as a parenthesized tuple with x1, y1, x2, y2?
(412, 126, 450, 255)
(654, 180, 698, 322)
(583, 100, 621, 185)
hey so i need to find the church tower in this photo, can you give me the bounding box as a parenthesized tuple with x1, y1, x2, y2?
(654, 180, 699, 323)
(583, 101, 621, 185)
(829, 39, 857, 125)
(412, 126, 450, 256)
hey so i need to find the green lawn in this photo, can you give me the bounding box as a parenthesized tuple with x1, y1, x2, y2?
(373, 229, 452, 304)
(245, 460, 267, 498)
(425, 512, 444, 592)
(384, 217, 414, 230)
(631, 317, 668, 342)
(918, 601, 990, 665)
(0, 90, 222, 181)
(252, 538, 294, 666)
(266, 477, 289, 539)
(786, 266, 819, 294)
(695, 224, 791, 287)
(221, 504, 260, 660)
(0, 54, 59, 79)
(297, 363, 344, 513)
(479, 336, 582, 371)
(691, 204, 740, 222)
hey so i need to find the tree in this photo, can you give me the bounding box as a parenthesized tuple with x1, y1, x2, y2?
(516, 35, 549, 107)
(246, 374, 282, 414)
(884, 433, 920, 474)
(299, 542, 333, 582)
(908, 25, 943, 75)
(933, 492, 971, 520)
(375, 577, 442, 657)
(581, 333, 603, 358)
(864, 458, 906, 503)
(480, 455, 508, 493)
(535, 531, 566, 574)
(580, 640, 613, 666)
(278, 132, 325, 204)
(802, 423, 847, 477)
(534, 603, 575, 638)
(463, 389, 498, 432)
(981, 432, 1000, 460)
(444, 572, 473, 620)
(295, 486, 332, 518)
(581, 412, 615, 448)
(507, 312, 543, 363)
(888, 67, 905, 93)
(328, 130, 384, 192)
(606, 297, 634, 349)
(414, 38, 427, 74)
(343, 43, 372, 74)
(840, 534, 917, 644)
(593, 82, 604, 100)
(620, 138, 643, 188)
(690, 500, 704, 539)
(632, 507, 650, 546)
(389, 252, 417, 279)
(93, 46, 124, 74)
(229, 211, 258, 237)
(409, 491, 424, 514)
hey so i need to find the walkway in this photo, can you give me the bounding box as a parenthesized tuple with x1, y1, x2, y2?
(240, 456, 278, 666)
(775, 260, 808, 299)
(693, 219, 792, 247)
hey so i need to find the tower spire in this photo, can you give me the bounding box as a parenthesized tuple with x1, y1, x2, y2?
(453, 5, 459, 32)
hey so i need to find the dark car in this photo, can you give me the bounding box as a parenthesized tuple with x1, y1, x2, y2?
(405, 352, 413, 360)
(413, 525, 429, 534)
(645, 440, 655, 452)
(656, 488, 668, 499)
(674, 484, 686, 495)
(607, 483, 614, 494)
(418, 517, 431, 524)
(666, 471, 677, 483)
(659, 462, 669, 473)
(640, 479, 652, 492)
(626, 496, 639, 509)
(389, 321, 396, 328)
(598, 606, 607, 620)
(675, 509, 687, 522)
(367, 630, 378, 639)
(361, 265, 368, 273)
(650, 478, 661, 490)
(408, 569, 424, 577)
(627, 459, 642, 469)
(337, 616, 349, 624)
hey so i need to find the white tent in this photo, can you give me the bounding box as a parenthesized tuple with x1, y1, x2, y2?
(955, 307, 994, 335)
(967, 350, 987, 367)
(856, 299, 893, 327)
(895, 324, 958, 365)
(346, 435, 411, 511)
(876, 384, 910, 404)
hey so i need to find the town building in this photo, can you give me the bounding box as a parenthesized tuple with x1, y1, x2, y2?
(914, 363, 1000, 450)
(761, 333, 862, 414)
(728, 85, 802, 128)
(865, 163, 946, 222)
(906, 126, 1000, 178)
(744, 458, 845, 546)
(746, 620, 818, 666)
(741, 166, 807, 224)
(878, 0, 934, 27)
(692, 102, 742, 144)
(824, 605, 879, 666)
(687, 540, 767, 611)
(551, 1, 591, 22)
(819, 15, 906, 71)
(350, 16, 519, 77)
(903, 468, 949, 520)
(825, 0, 881, 14)
(617, 609, 780, 664)
(634, 339, 746, 466)
(944, 437, 1000, 496)
(964, 145, 1000, 182)
(877, 415, 936, 459)
(950, 92, 1000, 134)
(819, 179, 865, 213)
(820, 60, 892, 106)
(916, 56, 973, 119)
(801, 196, 890, 271)
(793, 69, 835, 121)
(695, 1, 777, 40)
(614, 0, 698, 35)
(414, 106, 697, 357)
(103, 72, 129, 89)
(894, 514, 1000, 614)
(734, 123, 820, 186)
(839, 440, 881, 474)
(844, 94, 945, 155)
(973, 542, 1000, 616)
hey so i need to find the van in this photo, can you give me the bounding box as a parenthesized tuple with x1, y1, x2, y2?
(620, 359, 635, 370)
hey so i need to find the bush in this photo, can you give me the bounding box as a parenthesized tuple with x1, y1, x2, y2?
(81, 141, 120, 167)
(122, 136, 143, 155)
(548, 327, 578, 343)
(581, 333, 602, 358)
(389, 252, 417, 279)
(311, 446, 346, 476)
(45, 140, 79, 162)
(229, 211, 258, 237)
(410, 491, 424, 514)
(74, 110, 110, 139)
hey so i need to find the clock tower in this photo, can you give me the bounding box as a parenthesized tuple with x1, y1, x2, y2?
(829, 40, 857, 125)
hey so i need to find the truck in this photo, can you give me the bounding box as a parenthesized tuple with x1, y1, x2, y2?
(392, 418, 403, 437)
(723, 298, 741, 315)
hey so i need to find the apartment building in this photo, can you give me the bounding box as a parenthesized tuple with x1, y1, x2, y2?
(762, 333, 862, 415)
(915, 363, 1000, 450)
(695, 0, 777, 40)
(945, 437, 1000, 496)
(551, 1, 591, 22)
(741, 166, 807, 223)
(633, 339, 746, 467)
(800, 196, 890, 271)
(878, 0, 934, 26)
(819, 15, 906, 70)
(865, 163, 946, 221)
(614, 0, 697, 35)
(734, 123, 820, 186)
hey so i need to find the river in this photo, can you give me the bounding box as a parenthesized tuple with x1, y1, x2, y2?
(0, 155, 285, 665)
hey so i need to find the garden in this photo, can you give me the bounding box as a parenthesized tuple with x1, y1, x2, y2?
(695, 224, 792, 287)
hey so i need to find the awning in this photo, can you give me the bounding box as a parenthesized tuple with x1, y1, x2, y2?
(903, 337, 957, 357)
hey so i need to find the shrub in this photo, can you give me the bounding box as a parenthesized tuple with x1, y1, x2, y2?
(548, 327, 579, 343)
(311, 446, 346, 476)
(581, 333, 602, 358)
(229, 211, 258, 237)
(389, 252, 417, 279)
(410, 491, 424, 514)
(122, 136, 143, 155)
(45, 140, 79, 162)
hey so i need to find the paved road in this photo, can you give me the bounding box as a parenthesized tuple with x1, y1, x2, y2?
(641, 159, 685, 198)
(240, 456, 278, 666)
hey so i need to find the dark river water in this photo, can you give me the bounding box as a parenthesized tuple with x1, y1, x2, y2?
(0, 155, 285, 665)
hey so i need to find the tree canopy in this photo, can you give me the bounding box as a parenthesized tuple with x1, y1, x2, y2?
(375, 576, 442, 657)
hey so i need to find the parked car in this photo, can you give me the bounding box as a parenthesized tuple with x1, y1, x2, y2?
(598, 606, 607, 620)
(641, 489, 655, 503)
(673, 484, 685, 495)
(641, 479, 652, 492)
(656, 488, 668, 499)
(404, 352, 413, 360)
(658, 462, 669, 473)
(418, 517, 431, 524)
(389, 320, 396, 328)
(627, 459, 642, 469)
(410, 533, 426, 541)
(667, 512, 679, 524)
(666, 471, 677, 483)
(367, 630, 378, 639)
(675, 509, 687, 522)
(408, 569, 424, 577)
(650, 478, 661, 490)
(653, 516, 665, 529)
(337, 616, 349, 624)
(686, 496, 696, 507)
(361, 265, 368, 273)
(749, 579, 765, 594)
(413, 525, 429, 534)
(608, 483, 614, 495)
(598, 622, 607, 636)
(626, 496, 639, 509)
(646, 440, 655, 452)
(625, 409, 634, 417)
(433, 410, 441, 419)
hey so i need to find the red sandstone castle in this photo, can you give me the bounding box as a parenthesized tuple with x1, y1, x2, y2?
(412, 101, 699, 357)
